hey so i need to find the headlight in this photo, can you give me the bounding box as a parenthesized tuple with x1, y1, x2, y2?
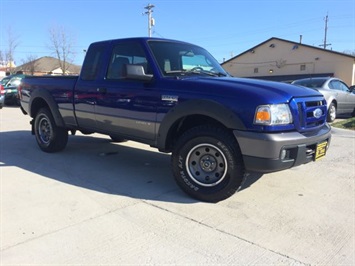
(254, 104, 293, 125)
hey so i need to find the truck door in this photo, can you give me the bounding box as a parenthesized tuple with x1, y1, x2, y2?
(74, 43, 106, 130)
(94, 41, 158, 141)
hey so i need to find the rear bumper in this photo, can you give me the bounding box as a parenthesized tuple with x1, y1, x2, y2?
(233, 124, 332, 172)
(4, 90, 19, 103)
(0, 95, 4, 108)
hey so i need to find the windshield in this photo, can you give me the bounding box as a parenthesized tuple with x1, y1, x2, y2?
(6, 78, 22, 87)
(1, 77, 11, 85)
(148, 40, 228, 77)
(293, 79, 326, 89)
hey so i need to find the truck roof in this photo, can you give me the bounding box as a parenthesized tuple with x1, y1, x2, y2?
(89, 37, 197, 47)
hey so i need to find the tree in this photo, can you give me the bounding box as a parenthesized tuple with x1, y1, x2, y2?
(4, 27, 20, 74)
(48, 25, 76, 75)
(343, 50, 355, 56)
(0, 50, 4, 65)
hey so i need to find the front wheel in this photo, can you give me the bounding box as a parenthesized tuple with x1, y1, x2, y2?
(171, 125, 244, 202)
(34, 108, 68, 152)
(327, 102, 336, 122)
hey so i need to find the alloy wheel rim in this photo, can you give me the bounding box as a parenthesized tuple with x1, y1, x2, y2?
(329, 106, 336, 121)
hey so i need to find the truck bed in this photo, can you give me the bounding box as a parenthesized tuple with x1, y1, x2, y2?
(20, 75, 78, 117)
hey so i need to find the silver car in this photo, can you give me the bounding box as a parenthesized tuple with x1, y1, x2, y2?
(292, 77, 355, 122)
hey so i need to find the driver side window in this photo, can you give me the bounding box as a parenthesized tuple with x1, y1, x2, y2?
(107, 42, 151, 80)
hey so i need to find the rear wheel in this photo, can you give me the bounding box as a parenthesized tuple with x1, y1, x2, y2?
(34, 108, 68, 152)
(327, 102, 336, 122)
(171, 125, 244, 202)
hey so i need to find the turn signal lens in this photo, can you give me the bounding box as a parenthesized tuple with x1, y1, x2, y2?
(255, 108, 271, 123)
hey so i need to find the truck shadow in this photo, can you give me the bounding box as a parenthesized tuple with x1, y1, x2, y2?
(0, 130, 262, 203)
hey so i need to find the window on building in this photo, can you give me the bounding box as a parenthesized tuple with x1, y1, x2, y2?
(254, 68, 258, 73)
(300, 64, 306, 71)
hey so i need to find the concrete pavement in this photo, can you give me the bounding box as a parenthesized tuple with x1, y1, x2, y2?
(1, 106, 354, 265)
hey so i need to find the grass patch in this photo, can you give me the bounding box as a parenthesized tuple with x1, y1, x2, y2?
(331, 117, 355, 130)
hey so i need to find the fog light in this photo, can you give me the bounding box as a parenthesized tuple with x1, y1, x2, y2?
(280, 149, 287, 160)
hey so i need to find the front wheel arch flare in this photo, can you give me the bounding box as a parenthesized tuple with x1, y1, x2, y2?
(157, 99, 245, 151)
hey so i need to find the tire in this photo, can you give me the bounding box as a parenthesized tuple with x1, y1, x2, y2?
(34, 108, 68, 152)
(327, 102, 336, 122)
(171, 125, 244, 202)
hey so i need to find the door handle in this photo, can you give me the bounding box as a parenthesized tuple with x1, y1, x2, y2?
(97, 87, 107, 93)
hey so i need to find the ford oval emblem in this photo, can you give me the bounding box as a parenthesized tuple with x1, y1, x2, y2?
(313, 108, 323, 119)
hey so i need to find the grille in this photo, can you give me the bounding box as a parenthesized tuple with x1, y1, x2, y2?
(291, 96, 327, 131)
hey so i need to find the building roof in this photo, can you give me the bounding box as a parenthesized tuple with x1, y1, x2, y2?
(222, 37, 355, 65)
(15, 56, 81, 74)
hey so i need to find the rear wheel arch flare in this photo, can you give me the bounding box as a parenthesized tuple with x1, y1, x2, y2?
(29, 88, 65, 127)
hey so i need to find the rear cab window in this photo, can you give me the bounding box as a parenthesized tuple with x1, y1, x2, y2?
(80, 43, 106, 81)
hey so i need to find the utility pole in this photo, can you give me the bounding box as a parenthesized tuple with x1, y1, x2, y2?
(319, 13, 331, 49)
(144, 3, 155, 37)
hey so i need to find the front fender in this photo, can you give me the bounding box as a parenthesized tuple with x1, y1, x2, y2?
(157, 99, 245, 150)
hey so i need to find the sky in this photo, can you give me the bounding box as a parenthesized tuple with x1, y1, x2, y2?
(0, 0, 354, 66)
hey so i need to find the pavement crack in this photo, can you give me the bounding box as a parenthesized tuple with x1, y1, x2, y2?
(143, 200, 310, 266)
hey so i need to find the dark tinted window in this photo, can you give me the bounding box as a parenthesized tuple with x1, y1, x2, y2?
(81, 44, 105, 80)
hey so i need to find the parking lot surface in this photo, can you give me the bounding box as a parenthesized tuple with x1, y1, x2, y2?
(1, 106, 354, 265)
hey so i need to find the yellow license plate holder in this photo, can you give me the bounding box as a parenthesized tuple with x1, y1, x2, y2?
(315, 141, 327, 161)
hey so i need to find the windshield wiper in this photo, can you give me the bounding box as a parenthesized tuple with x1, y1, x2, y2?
(186, 69, 228, 77)
(213, 72, 227, 77)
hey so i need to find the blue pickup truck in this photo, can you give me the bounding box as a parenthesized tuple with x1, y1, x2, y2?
(19, 37, 331, 202)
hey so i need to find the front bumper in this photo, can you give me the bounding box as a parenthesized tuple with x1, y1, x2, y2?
(234, 123, 332, 172)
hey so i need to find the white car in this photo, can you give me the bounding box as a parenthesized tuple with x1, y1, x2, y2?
(292, 77, 355, 122)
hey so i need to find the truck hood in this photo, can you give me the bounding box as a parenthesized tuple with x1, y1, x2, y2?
(179, 76, 322, 103)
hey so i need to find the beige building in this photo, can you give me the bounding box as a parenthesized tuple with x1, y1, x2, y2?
(222, 37, 355, 86)
(15, 56, 81, 76)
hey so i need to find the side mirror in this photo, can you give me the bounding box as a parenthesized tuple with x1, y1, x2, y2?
(349, 85, 355, 93)
(126, 64, 153, 81)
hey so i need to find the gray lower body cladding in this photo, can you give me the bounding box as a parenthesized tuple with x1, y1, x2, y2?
(234, 124, 332, 172)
